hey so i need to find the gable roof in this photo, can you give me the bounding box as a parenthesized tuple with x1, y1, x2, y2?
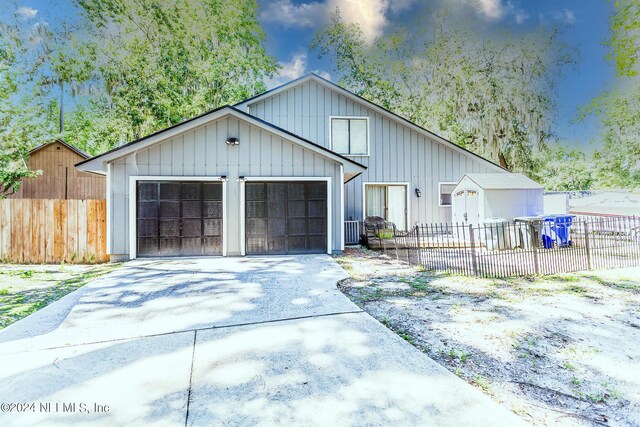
(75, 105, 367, 176)
(31, 139, 90, 159)
(460, 173, 543, 190)
(236, 73, 506, 173)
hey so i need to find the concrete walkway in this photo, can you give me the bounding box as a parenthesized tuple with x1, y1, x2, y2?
(0, 256, 525, 426)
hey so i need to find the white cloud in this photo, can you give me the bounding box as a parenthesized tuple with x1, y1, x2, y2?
(260, 0, 417, 44)
(539, 8, 576, 25)
(454, 0, 528, 24)
(266, 52, 332, 89)
(16, 6, 38, 20)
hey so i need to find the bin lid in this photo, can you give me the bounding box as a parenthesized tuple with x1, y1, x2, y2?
(483, 217, 509, 224)
(514, 216, 545, 223)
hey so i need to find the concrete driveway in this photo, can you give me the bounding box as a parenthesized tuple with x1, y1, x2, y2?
(0, 256, 524, 426)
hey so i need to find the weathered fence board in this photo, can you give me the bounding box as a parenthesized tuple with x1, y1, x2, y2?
(0, 199, 107, 264)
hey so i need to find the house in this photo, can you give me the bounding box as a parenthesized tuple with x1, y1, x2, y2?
(569, 192, 640, 217)
(10, 139, 105, 200)
(77, 73, 510, 261)
(451, 173, 544, 225)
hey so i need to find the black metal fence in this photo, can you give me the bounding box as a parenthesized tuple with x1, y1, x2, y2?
(368, 215, 640, 278)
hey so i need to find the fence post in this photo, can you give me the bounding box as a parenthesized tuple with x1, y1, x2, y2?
(469, 224, 478, 276)
(415, 225, 422, 267)
(584, 221, 592, 270)
(529, 223, 539, 275)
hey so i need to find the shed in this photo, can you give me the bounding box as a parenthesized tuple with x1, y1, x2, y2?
(451, 173, 544, 225)
(10, 139, 105, 200)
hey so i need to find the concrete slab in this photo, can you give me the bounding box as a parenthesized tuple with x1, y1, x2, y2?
(0, 332, 194, 427)
(187, 312, 526, 427)
(0, 256, 356, 353)
(0, 255, 527, 426)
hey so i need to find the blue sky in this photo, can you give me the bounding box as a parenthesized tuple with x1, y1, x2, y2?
(7, 0, 616, 149)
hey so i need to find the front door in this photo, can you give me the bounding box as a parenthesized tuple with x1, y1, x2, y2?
(453, 189, 480, 225)
(365, 184, 407, 230)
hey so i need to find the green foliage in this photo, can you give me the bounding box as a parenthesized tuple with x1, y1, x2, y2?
(607, 0, 640, 77)
(72, 0, 279, 143)
(535, 145, 595, 191)
(313, 8, 573, 174)
(579, 0, 640, 189)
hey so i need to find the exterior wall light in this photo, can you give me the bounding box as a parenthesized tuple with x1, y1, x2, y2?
(415, 188, 421, 197)
(226, 137, 239, 146)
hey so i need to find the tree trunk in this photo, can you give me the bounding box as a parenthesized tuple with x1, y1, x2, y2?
(498, 150, 510, 170)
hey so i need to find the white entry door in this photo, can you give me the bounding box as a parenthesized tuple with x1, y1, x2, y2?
(365, 184, 407, 230)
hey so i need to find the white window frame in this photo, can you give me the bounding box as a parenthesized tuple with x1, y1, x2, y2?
(438, 182, 457, 208)
(361, 182, 410, 229)
(329, 116, 370, 157)
(239, 177, 333, 256)
(128, 176, 228, 260)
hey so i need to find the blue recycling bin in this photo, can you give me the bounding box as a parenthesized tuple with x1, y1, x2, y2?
(542, 215, 575, 248)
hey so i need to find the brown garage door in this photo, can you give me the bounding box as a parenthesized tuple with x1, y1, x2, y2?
(137, 181, 223, 256)
(246, 181, 327, 255)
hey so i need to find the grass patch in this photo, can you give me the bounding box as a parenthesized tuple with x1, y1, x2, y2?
(0, 264, 119, 329)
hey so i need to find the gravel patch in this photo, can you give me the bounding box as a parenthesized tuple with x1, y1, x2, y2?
(336, 247, 640, 426)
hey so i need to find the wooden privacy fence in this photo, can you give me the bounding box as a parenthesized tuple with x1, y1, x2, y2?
(0, 199, 107, 264)
(368, 216, 640, 278)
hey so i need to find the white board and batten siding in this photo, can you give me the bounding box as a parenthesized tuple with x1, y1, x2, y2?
(240, 76, 505, 226)
(109, 115, 344, 258)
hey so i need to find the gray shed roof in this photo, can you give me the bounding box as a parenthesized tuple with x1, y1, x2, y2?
(462, 173, 543, 190)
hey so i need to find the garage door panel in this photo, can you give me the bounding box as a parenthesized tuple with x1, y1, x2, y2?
(203, 201, 222, 218)
(267, 201, 285, 218)
(182, 219, 202, 237)
(181, 183, 201, 200)
(246, 219, 267, 236)
(267, 183, 286, 200)
(308, 218, 326, 235)
(138, 201, 158, 218)
(246, 201, 266, 219)
(246, 237, 267, 253)
(268, 237, 287, 253)
(203, 219, 222, 236)
(203, 183, 222, 200)
(160, 201, 180, 217)
(307, 236, 326, 251)
(160, 183, 180, 200)
(245, 181, 327, 255)
(138, 219, 158, 237)
(138, 238, 157, 255)
(160, 220, 180, 237)
(308, 200, 326, 217)
(246, 183, 266, 201)
(268, 219, 286, 236)
(182, 201, 201, 218)
(138, 183, 158, 201)
(137, 181, 222, 256)
(288, 201, 306, 217)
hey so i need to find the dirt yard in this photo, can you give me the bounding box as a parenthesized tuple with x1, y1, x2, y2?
(0, 263, 119, 329)
(336, 248, 640, 426)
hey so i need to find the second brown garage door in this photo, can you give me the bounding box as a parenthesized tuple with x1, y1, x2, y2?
(245, 181, 327, 254)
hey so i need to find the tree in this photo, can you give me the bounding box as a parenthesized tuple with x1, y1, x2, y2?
(0, 19, 47, 197)
(535, 145, 595, 191)
(72, 0, 279, 143)
(581, 0, 640, 189)
(313, 9, 573, 174)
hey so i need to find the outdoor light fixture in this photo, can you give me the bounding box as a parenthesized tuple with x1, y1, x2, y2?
(226, 137, 239, 146)
(415, 188, 422, 198)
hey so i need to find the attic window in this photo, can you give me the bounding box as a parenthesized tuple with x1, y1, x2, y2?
(330, 117, 369, 156)
(439, 182, 457, 207)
